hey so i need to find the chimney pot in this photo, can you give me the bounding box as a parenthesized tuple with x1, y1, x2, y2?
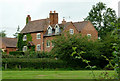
(50, 11, 52, 13)
(54, 10, 56, 13)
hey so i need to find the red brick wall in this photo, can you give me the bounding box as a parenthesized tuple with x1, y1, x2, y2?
(81, 21, 98, 40)
(44, 36, 55, 52)
(31, 32, 44, 51)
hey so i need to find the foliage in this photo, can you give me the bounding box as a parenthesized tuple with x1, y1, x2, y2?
(71, 47, 97, 79)
(9, 51, 24, 56)
(13, 25, 20, 38)
(2, 54, 15, 58)
(84, 2, 117, 39)
(17, 33, 35, 51)
(2, 58, 67, 70)
(23, 51, 53, 58)
(0, 30, 6, 37)
(51, 33, 105, 69)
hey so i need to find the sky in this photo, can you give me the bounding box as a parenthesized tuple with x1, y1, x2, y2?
(0, 0, 120, 37)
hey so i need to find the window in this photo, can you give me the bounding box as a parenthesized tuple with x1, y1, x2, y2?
(69, 29, 74, 35)
(47, 25, 52, 35)
(46, 40, 50, 47)
(87, 34, 91, 39)
(23, 46, 27, 52)
(23, 35, 27, 41)
(37, 33, 41, 39)
(37, 44, 41, 51)
(55, 24, 60, 34)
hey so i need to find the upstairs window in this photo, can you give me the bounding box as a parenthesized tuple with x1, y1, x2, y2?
(46, 40, 50, 47)
(87, 34, 91, 39)
(37, 44, 41, 51)
(55, 24, 60, 34)
(23, 35, 27, 41)
(37, 33, 41, 39)
(47, 25, 52, 35)
(69, 29, 74, 35)
(23, 46, 27, 52)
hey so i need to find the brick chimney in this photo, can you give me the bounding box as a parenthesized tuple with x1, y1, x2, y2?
(49, 11, 58, 25)
(26, 15, 31, 24)
(62, 18, 66, 25)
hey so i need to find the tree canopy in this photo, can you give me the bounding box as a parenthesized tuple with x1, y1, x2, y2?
(0, 30, 6, 37)
(84, 2, 117, 39)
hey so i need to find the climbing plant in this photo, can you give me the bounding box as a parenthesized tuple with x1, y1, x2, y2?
(17, 33, 35, 51)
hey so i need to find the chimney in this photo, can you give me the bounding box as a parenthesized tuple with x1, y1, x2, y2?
(49, 11, 58, 25)
(26, 15, 31, 24)
(62, 18, 66, 25)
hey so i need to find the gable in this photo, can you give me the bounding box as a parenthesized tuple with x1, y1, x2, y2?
(81, 21, 98, 33)
(62, 22, 79, 34)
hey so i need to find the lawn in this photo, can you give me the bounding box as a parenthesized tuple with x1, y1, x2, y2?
(2, 70, 115, 79)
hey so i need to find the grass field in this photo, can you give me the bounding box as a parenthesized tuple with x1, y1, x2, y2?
(2, 70, 115, 79)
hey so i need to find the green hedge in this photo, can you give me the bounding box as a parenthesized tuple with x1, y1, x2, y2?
(2, 58, 68, 70)
(9, 51, 24, 56)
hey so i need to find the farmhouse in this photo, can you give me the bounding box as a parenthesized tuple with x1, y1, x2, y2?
(0, 37, 17, 54)
(20, 11, 98, 52)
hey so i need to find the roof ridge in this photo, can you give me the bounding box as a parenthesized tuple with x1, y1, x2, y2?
(31, 18, 49, 22)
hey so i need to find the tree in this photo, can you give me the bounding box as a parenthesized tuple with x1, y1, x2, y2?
(13, 25, 20, 38)
(84, 2, 117, 39)
(0, 30, 6, 37)
(51, 33, 106, 69)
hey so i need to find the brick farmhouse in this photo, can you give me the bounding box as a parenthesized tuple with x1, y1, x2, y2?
(20, 11, 98, 52)
(0, 37, 17, 54)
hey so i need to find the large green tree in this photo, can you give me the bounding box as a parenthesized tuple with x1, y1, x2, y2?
(84, 2, 117, 38)
(0, 30, 6, 37)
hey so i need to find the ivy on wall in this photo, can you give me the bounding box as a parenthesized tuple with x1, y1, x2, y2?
(17, 33, 35, 51)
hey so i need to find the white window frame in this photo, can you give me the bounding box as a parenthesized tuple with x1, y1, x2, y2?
(69, 29, 74, 35)
(23, 46, 27, 52)
(47, 25, 52, 35)
(46, 40, 50, 47)
(23, 35, 27, 41)
(36, 33, 41, 39)
(87, 34, 91, 38)
(36, 44, 41, 51)
(55, 24, 60, 34)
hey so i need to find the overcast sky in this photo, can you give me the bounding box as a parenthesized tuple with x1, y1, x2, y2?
(0, 0, 119, 37)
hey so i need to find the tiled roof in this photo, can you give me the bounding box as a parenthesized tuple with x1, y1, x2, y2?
(73, 21, 89, 32)
(21, 18, 49, 33)
(1, 37, 17, 48)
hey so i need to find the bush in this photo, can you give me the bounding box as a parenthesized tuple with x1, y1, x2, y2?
(2, 54, 15, 58)
(51, 33, 105, 69)
(2, 58, 68, 70)
(23, 51, 53, 58)
(9, 51, 24, 56)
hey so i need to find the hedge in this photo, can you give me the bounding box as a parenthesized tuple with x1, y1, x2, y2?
(9, 51, 24, 56)
(2, 58, 68, 70)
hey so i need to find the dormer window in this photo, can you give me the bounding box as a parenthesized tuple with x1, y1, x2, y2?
(55, 24, 60, 34)
(47, 25, 52, 35)
(23, 35, 27, 41)
(37, 33, 41, 39)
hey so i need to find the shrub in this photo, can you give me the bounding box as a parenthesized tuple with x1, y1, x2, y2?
(2, 58, 68, 70)
(51, 33, 106, 69)
(2, 54, 15, 58)
(9, 51, 24, 56)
